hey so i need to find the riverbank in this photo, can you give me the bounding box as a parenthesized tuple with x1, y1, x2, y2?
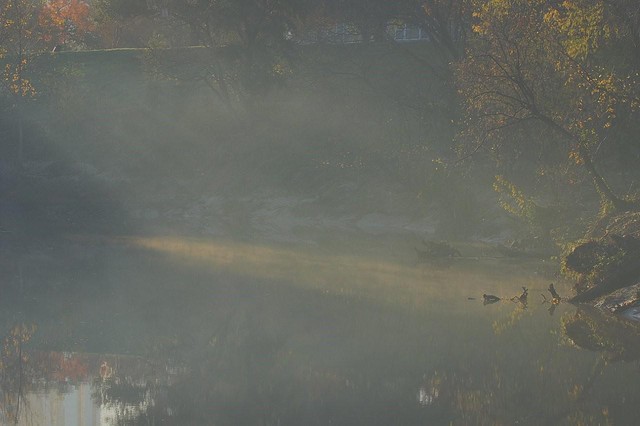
(563, 212, 640, 312)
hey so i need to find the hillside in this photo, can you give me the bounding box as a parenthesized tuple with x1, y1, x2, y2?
(1, 46, 511, 245)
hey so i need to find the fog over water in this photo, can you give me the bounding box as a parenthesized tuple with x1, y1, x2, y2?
(0, 14, 639, 424)
(2, 232, 640, 425)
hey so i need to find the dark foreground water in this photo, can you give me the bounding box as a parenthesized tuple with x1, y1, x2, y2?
(0, 235, 639, 425)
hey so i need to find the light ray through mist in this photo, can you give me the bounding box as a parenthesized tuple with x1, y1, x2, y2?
(116, 235, 552, 308)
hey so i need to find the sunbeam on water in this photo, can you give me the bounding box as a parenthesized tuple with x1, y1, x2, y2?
(1, 235, 639, 426)
(121, 235, 554, 308)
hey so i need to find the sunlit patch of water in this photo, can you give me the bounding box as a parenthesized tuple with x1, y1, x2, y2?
(116, 235, 556, 309)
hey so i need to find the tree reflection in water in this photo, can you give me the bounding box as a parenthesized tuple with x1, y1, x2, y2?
(80, 306, 634, 425)
(0, 324, 37, 425)
(0, 322, 180, 425)
(59, 302, 631, 425)
(559, 306, 640, 423)
(563, 305, 640, 362)
(2, 295, 639, 424)
(401, 298, 640, 425)
(91, 356, 179, 425)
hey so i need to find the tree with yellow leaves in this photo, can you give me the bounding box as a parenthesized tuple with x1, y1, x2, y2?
(457, 0, 640, 213)
(0, 0, 42, 165)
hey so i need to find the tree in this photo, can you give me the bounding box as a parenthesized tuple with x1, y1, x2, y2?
(154, 0, 314, 108)
(0, 0, 42, 165)
(456, 0, 640, 213)
(38, 0, 94, 48)
(91, 0, 153, 47)
(0, 324, 37, 424)
(408, 0, 471, 61)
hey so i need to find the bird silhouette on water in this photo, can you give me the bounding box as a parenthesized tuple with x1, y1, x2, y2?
(483, 294, 501, 305)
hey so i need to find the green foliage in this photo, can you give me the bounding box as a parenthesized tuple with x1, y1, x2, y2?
(494, 175, 537, 226)
(458, 0, 640, 216)
(493, 175, 560, 242)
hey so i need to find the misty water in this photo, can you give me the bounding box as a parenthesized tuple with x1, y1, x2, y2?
(2, 233, 639, 425)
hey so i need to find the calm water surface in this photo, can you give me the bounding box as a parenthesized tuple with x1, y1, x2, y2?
(0, 235, 639, 425)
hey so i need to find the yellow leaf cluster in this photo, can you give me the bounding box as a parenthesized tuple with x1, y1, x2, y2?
(544, 0, 609, 60)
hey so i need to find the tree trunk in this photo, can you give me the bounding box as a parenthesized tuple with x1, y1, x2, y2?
(578, 145, 637, 211)
(540, 115, 639, 212)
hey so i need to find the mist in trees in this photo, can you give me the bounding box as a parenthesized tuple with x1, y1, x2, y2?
(0, 0, 637, 260)
(2, 3, 640, 426)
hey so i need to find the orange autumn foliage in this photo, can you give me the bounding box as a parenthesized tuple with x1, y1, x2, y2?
(39, 0, 93, 44)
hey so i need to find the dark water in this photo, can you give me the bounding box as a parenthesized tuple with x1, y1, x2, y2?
(1, 236, 639, 425)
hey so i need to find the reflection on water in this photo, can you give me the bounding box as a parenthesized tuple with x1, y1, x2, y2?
(1, 236, 640, 425)
(0, 324, 36, 425)
(0, 341, 180, 425)
(563, 305, 640, 362)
